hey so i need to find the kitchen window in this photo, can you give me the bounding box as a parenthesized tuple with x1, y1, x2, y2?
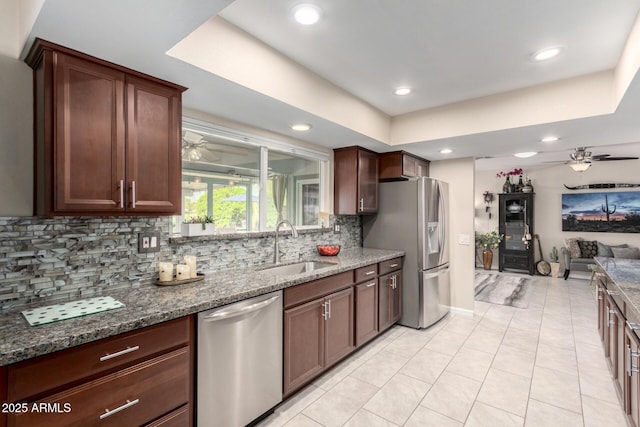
(173, 118, 329, 234)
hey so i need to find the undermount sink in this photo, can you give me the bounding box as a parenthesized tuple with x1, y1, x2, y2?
(258, 261, 336, 276)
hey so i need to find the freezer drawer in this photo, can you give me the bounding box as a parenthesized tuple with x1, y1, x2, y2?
(421, 265, 450, 328)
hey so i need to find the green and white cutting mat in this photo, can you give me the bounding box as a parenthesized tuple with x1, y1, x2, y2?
(21, 296, 125, 326)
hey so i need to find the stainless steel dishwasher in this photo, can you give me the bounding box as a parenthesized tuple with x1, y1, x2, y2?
(197, 290, 283, 427)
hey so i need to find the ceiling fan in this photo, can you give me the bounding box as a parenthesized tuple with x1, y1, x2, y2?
(567, 147, 638, 172)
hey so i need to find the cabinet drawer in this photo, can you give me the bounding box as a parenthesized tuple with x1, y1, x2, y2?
(379, 258, 402, 275)
(8, 317, 191, 402)
(145, 404, 190, 427)
(284, 271, 354, 309)
(354, 265, 378, 283)
(502, 254, 528, 269)
(9, 347, 190, 427)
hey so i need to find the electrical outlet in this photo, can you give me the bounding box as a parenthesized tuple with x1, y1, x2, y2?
(334, 224, 341, 233)
(138, 231, 161, 253)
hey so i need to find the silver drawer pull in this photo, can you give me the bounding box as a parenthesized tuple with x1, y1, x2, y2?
(606, 290, 618, 296)
(99, 399, 139, 420)
(99, 346, 140, 362)
(366, 282, 376, 288)
(389, 263, 399, 268)
(627, 321, 640, 331)
(365, 271, 376, 275)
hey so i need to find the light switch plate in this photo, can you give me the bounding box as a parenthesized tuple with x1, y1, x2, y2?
(457, 234, 471, 245)
(138, 231, 161, 253)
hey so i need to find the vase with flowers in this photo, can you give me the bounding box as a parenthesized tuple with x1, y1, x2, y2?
(496, 168, 523, 193)
(476, 230, 503, 270)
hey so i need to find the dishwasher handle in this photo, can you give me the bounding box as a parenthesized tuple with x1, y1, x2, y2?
(203, 294, 280, 322)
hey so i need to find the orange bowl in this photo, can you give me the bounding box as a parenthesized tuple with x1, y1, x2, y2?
(317, 245, 341, 256)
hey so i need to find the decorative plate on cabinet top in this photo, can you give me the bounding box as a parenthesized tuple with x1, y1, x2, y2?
(506, 203, 524, 213)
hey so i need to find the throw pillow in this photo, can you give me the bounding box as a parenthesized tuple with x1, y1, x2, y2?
(597, 242, 629, 258)
(565, 237, 583, 258)
(577, 240, 598, 258)
(611, 247, 640, 259)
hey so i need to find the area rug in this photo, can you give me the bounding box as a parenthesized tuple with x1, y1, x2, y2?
(474, 273, 533, 308)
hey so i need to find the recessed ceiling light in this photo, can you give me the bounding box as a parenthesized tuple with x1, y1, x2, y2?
(394, 87, 412, 96)
(541, 136, 559, 143)
(291, 123, 312, 132)
(439, 148, 453, 154)
(531, 46, 563, 61)
(292, 4, 322, 25)
(514, 151, 538, 158)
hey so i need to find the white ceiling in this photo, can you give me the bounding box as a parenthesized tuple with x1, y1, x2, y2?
(23, 0, 640, 168)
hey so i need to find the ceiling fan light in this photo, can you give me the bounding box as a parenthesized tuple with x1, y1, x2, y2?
(514, 151, 537, 158)
(569, 162, 591, 172)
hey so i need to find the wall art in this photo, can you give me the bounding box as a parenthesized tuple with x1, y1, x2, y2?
(562, 191, 640, 233)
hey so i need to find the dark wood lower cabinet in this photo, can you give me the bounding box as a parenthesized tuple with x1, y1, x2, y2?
(283, 288, 354, 396)
(325, 288, 355, 368)
(283, 299, 326, 396)
(379, 270, 402, 331)
(627, 328, 640, 426)
(355, 280, 378, 347)
(283, 258, 403, 397)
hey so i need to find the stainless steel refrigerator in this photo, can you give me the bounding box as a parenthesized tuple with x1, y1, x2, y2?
(363, 177, 450, 329)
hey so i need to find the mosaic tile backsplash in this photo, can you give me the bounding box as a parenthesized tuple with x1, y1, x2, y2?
(0, 215, 361, 309)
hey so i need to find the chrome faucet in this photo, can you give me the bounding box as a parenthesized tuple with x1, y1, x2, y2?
(274, 220, 299, 264)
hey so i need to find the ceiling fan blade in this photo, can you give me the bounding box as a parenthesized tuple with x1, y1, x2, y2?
(594, 156, 639, 161)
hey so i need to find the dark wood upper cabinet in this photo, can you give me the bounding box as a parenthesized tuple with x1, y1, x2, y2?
(378, 151, 429, 181)
(334, 146, 378, 215)
(25, 39, 186, 217)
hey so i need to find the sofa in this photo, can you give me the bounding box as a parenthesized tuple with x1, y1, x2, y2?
(562, 238, 640, 280)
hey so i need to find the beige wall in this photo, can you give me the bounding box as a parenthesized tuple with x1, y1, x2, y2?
(475, 161, 640, 272)
(430, 157, 476, 312)
(0, 54, 33, 215)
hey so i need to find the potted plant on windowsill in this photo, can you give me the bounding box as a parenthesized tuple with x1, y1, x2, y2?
(476, 230, 503, 270)
(549, 246, 561, 278)
(181, 216, 215, 237)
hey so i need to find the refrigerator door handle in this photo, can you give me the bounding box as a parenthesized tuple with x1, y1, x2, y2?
(438, 182, 446, 266)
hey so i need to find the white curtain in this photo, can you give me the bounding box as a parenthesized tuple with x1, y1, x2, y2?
(272, 175, 288, 222)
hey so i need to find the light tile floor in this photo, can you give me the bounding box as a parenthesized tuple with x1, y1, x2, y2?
(259, 273, 629, 427)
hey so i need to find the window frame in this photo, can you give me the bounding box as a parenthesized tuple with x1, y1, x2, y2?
(178, 117, 329, 235)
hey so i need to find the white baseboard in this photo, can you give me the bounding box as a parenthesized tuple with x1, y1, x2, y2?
(450, 306, 474, 317)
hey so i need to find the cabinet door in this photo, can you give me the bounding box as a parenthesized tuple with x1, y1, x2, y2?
(402, 154, 417, 177)
(608, 298, 625, 396)
(355, 280, 378, 347)
(391, 271, 402, 324)
(54, 52, 126, 213)
(357, 149, 378, 213)
(283, 299, 325, 396)
(325, 288, 355, 368)
(626, 328, 640, 427)
(597, 280, 606, 342)
(379, 273, 391, 331)
(126, 76, 182, 214)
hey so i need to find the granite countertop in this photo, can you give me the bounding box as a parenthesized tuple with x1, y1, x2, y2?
(0, 247, 403, 366)
(595, 257, 640, 319)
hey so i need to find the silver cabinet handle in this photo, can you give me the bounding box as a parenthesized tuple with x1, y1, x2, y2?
(359, 198, 364, 211)
(389, 263, 399, 268)
(130, 181, 136, 208)
(628, 321, 640, 331)
(99, 399, 139, 420)
(365, 270, 376, 276)
(99, 345, 140, 362)
(204, 295, 280, 322)
(366, 282, 376, 288)
(119, 180, 124, 209)
(606, 290, 618, 296)
(609, 309, 617, 326)
(629, 345, 640, 377)
(327, 300, 331, 319)
(321, 302, 327, 320)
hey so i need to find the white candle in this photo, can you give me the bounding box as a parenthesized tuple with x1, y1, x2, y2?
(159, 262, 173, 282)
(176, 264, 190, 281)
(184, 255, 197, 278)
